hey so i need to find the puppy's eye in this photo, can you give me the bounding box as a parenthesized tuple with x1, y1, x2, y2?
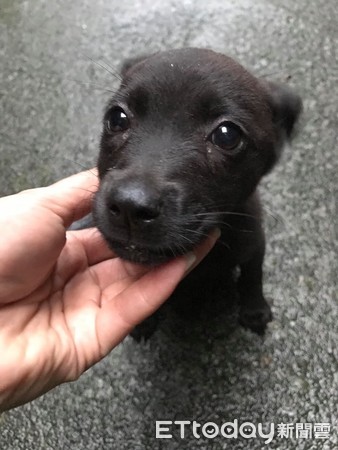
(107, 107, 130, 132)
(210, 122, 243, 151)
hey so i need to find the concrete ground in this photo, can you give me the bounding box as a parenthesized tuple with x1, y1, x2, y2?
(0, 0, 337, 448)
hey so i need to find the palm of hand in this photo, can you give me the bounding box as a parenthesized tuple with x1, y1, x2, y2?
(0, 171, 216, 411)
(0, 217, 150, 409)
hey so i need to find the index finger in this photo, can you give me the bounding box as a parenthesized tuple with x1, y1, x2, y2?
(96, 229, 220, 353)
(36, 169, 99, 227)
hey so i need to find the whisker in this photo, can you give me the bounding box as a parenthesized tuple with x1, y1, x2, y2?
(217, 240, 231, 251)
(72, 187, 97, 195)
(193, 211, 258, 220)
(262, 206, 286, 225)
(168, 244, 178, 259)
(174, 243, 187, 255)
(255, 67, 296, 80)
(181, 215, 232, 229)
(174, 232, 195, 246)
(183, 228, 210, 239)
(80, 52, 123, 82)
(61, 158, 99, 175)
(65, 78, 118, 94)
(257, 69, 288, 79)
(187, 230, 232, 250)
(96, 55, 124, 82)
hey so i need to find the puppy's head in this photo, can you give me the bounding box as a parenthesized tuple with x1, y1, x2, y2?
(93, 48, 302, 264)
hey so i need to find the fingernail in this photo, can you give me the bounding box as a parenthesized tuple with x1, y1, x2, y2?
(213, 227, 221, 240)
(185, 252, 197, 271)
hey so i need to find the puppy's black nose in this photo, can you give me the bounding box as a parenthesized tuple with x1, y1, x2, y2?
(107, 181, 161, 226)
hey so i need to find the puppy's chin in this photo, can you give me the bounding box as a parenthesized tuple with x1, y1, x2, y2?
(103, 237, 191, 266)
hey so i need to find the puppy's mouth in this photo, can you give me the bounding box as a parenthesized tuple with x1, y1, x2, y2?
(104, 236, 193, 265)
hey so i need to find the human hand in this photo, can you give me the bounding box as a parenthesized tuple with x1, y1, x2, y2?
(0, 170, 219, 411)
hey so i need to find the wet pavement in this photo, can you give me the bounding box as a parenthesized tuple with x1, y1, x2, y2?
(0, 0, 337, 448)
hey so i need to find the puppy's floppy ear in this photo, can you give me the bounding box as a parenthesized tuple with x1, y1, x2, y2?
(264, 81, 303, 139)
(120, 54, 152, 78)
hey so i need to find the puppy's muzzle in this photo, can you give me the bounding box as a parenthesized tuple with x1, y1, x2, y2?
(94, 170, 214, 264)
(101, 171, 182, 239)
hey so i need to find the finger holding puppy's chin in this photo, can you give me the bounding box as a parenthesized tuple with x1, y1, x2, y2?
(183, 228, 221, 275)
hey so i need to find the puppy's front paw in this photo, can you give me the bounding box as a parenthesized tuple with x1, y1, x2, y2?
(239, 301, 272, 335)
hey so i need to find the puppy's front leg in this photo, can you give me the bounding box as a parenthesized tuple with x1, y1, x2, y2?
(237, 241, 272, 335)
(130, 311, 161, 342)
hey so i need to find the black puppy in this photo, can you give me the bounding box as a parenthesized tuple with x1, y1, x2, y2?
(93, 48, 302, 338)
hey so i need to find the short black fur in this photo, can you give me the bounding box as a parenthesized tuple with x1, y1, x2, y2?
(93, 48, 302, 337)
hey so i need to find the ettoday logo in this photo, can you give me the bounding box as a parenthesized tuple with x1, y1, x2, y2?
(155, 420, 331, 443)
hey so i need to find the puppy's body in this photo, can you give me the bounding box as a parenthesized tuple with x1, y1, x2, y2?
(92, 48, 302, 337)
